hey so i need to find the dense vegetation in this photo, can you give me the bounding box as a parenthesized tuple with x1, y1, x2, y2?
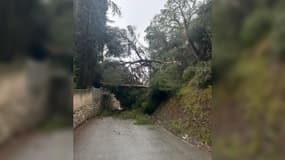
(213, 0, 285, 159)
(142, 0, 211, 146)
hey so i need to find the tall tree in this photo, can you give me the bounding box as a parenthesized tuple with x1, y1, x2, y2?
(74, 0, 122, 88)
(74, 0, 108, 88)
(143, 0, 212, 93)
(146, 0, 210, 62)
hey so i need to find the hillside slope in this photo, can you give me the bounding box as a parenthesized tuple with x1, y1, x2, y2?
(155, 82, 211, 150)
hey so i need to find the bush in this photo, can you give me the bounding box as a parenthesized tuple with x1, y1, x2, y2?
(240, 9, 272, 46)
(272, 13, 285, 60)
(142, 64, 182, 114)
(191, 61, 212, 88)
(182, 65, 196, 81)
(115, 110, 153, 125)
(150, 64, 183, 92)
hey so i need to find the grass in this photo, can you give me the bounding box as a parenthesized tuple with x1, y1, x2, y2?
(100, 109, 153, 125)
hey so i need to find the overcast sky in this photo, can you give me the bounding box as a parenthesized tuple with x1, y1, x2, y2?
(108, 0, 166, 45)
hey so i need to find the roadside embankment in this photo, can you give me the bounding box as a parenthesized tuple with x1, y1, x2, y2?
(154, 82, 212, 151)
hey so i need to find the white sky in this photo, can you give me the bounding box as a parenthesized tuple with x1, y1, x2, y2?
(108, 0, 166, 45)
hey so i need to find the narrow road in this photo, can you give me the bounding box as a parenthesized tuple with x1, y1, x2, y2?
(75, 117, 211, 160)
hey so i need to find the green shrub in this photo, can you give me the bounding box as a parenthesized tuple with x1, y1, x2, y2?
(115, 110, 138, 119)
(150, 64, 183, 92)
(240, 9, 272, 46)
(191, 61, 212, 88)
(143, 64, 183, 114)
(134, 114, 152, 125)
(115, 110, 153, 125)
(182, 65, 196, 81)
(272, 13, 285, 60)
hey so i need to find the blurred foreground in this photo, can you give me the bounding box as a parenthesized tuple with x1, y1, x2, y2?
(0, 129, 72, 160)
(0, 59, 72, 160)
(0, 0, 73, 159)
(213, 0, 285, 159)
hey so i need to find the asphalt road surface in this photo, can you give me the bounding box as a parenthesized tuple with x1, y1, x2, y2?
(74, 117, 211, 160)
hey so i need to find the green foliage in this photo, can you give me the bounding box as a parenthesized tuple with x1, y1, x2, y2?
(214, 0, 285, 158)
(101, 61, 134, 85)
(191, 61, 212, 88)
(144, 64, 183, 115)
(240, 9, 272, 46)
(101, 61, 144, 109)
(189, 2, 212, 61)
(213, 0, 249, 81)
(145, 0, 212, 63)
(170, 119, 185, 134)
(74, 0, 108, 88)
(156, 82, 212, 145)
(114, 109, 153, 125)
(74, 0, 124, 88)
(181, 84, 211, 145)
(182, 66, 196, 81)
(109, 87, 144, 109)
(134, 114, 153, 125)
(215, 55, 285, 159)
(140, 3, 212, 145)
(105, 27, 129, 57)
(151, 64, 183, 92)
(182, 61, 212, 88)
(45, 0, 74, 52)
(272, 13, 285, 60)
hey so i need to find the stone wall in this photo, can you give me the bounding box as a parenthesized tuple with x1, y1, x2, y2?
(73, 88, 122, 128)
(73, 88, 102, 128)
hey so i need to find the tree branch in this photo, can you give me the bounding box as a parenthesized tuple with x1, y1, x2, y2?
(120, 59, 181, 66)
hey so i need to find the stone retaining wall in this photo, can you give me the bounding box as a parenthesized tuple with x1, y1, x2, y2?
(73, 87, 122, 128)
(73, 88, 102, 128)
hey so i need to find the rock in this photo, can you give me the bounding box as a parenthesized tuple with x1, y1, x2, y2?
(110, 94, 122, 111)
(101, 91, 122, 111)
